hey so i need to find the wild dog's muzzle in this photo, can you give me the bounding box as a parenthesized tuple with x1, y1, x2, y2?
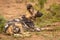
(34, 11, 43, 18)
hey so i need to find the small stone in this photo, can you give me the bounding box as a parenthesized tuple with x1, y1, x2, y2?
(13, 32, 31, 38)
(22, 32, 31, 37)
(13, 34, 23, 37)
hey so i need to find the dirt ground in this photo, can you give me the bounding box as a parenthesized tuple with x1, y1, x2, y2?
(0, 0, 60, 20)
(0, 0, 60, 40)
(0, 30, 60, 40)
(0, 31, 60, 40)
(0, 22, 60, 40)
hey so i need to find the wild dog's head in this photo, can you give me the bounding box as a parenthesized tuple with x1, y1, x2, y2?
(34, 10, 43, 18)
(27, 4, 43, 19)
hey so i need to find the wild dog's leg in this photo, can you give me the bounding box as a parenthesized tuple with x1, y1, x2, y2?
(15, 22, 24, 34)
(6, 25, 13, 35)
(4, 24, 9, 33)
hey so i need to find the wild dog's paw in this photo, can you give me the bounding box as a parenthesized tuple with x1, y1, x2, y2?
(34, 27, 41, 32)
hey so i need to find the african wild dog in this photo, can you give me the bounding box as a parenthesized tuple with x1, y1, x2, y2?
(4, 4, 43, 35)
(4, 17, 26, 35)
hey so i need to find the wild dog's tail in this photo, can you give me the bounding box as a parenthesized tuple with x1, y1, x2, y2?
(4, 24, 10, 33)
(4, 21, 14, 33)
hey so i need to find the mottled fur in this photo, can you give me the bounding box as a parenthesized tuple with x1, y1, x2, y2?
(4, 4, 43, 35)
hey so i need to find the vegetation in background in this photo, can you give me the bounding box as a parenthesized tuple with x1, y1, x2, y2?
(29, 0, 35, 2)
(38, 0, 47, 9)
(34, 0, 47, 10)
(50, 3, 60, 20)
(35, 4, 60, 27)
(0, 15, 6, 33)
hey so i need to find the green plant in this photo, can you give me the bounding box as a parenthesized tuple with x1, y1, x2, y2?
(38, 0, 47, 9)
(50, 4, 60, 21)
(35, 4, 60, 27)
(29, 0, 35, 2)
(0, 15, 6, 33)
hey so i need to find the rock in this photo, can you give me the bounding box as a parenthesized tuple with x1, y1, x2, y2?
(13, 32, 31, 38)
(13, 34, 23, 37)
(22, 32, 31, 37)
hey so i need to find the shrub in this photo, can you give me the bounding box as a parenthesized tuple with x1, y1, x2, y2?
(0, 15, 6, 33)
(35, 4, 60, 27)
(38, 0, 47, 9)
(29, 0, 35, 2)
(49, 4, 60, 22)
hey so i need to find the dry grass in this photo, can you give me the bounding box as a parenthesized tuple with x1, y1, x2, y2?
(0, 0, 60, 40)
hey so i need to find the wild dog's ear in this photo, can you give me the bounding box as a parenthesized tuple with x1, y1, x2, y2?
(27, 4, 33, 10)
(27, 4, 34, 15)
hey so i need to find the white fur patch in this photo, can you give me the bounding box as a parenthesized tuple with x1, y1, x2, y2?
(14, 19, 20, 22)
(5, 24, 8, 28)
